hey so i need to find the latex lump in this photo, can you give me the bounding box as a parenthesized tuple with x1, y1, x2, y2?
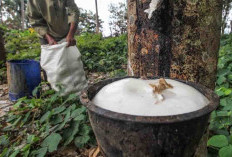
(149, 78, 173, 104)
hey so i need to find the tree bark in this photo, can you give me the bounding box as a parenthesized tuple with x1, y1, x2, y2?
(127, 0, 222, 156)
(0, 0, 2, 24)
(21, 0, 25, 30)
(0, 28, 6, 62)
(95, 0, 100, 33)
(230, 20, 232, 34)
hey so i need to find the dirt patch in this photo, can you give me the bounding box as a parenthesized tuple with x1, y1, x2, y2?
(87, 72, 111, 85)
(49, 146, 103, 157)
(0, 84, 13, 118)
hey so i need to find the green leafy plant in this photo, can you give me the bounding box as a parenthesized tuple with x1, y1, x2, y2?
(0, 83, 95, 157)
(0, 61, 7, 84)
(208, 135, 232, 157)
(4, 28, 41, 61)
(76, 33, 127, 72)
(208, 34, 232, 157)
(3, 27, 127, 73)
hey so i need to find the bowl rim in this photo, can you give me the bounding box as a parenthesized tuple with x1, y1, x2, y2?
(7, 59, 39, 65)
(80, 77, 219, 124)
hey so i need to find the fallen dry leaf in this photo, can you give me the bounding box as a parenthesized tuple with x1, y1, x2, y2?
(89, 147, 100, 157)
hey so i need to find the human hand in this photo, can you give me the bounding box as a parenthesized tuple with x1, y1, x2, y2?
(45, 34, 57, 45)
(66, 34, 76, 47)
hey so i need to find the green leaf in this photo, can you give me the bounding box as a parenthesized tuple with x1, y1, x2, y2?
(217, 76, 227, 85)
(228, 74, 232, 81)
(41, 133, 62, 153)
(228, 135, 232, 145)
(216, 89, 225, 97)
(32, 85, 40, 97)
(21, 112, 31, 125)
(27, 135, 35, 144)
(213, 130, 230, 136)
(49, 92, 60, 104)
(22, 144, 31, 152)
(35, 147, 48, 157)
(217, 111, 230, 117)
(0, 135, 9, 146)
(71, 110, 80, 119)
(12, 116, 22, 126)
(208, 135, 229, 148)
(222, 101, 232, 111)
(71, 106, 86, 118)
(23, 150, 30, 157)
(66, 94, 77, 102)
(70, 104, 77, 111)
(45, 123, 51, 136)
(224, 89, 232, 96)
(13, 97, 26, 109)
(218, 69, 230, 77)
(220, 98, 229, 107)
(53, 106, 66, 115)
(27, 135, 39, 144)
(54, 109, 71, 131)
(9, 150, 20, 157)
(6, 115, 18, 123)
(74, 115, 86, 121)
(50, 115, 63, 125)
(219, 145, 232, 157)
(62, 106, 72, 115)
(74, 135, 90, 148)
(63, 121, 80, 146)
(41, 89, 55, 97)
(40, 111, 51, 123)
(210, 111, 217, 119)
(79, 124, 91, 136)
(0, 148, 9, 157)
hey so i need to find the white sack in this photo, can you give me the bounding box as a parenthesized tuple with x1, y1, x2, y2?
(41, 41, 87, 96)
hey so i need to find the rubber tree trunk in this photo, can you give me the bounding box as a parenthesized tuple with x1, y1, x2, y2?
(95, 0, 100, 34)
(127, 0, 222, 156)
(0, 28, 5, 62)
(21, 0, 25, 30)
(0, 0, 2, 24)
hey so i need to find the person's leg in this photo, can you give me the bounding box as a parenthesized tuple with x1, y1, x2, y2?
(40, 38, 48, 45)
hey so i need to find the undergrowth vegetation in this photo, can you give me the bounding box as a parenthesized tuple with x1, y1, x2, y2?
(2, 27, 41, 61)
(2, 27, 127, 73)
(77, 33, 127, 72)
(0, 61, 6, 84)
(208, 34, 232, 157)
(0, 84, 95, 157)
